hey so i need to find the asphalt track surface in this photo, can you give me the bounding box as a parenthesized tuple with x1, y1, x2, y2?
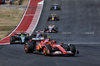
(0, 0, 100, 66)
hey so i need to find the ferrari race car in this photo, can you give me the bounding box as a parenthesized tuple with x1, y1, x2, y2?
(25, 38, 79, 56)
(10, 32, 30, 44)
(44, 25, 58, 33)
(50, 3, 61, 10)
(48, 14, 59, 21)
(32, 31, 47, 41)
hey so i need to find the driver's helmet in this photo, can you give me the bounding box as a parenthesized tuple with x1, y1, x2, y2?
(37, 30, 40, 33)
(52, 13, 55, 16)
(21, 34, 24, 37)
(21, 31, 24, 33)
(47, 36, 51, 38)
(54, 3, 57, 5)
(38, 30, 40, 32)
(49, 24, 52, 26)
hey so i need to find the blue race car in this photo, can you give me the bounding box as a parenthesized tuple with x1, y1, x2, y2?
(32, 31, 47, 41)
(50, 3, 61, 10)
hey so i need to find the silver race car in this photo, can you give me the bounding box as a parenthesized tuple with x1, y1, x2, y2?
(10, 32, 30, 44)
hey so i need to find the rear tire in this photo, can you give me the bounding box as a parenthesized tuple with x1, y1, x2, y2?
(55, 27, 58, 32)
(51, 7, 53, 10)
(10, 36, 15, 44)
(56, 16, 59, 21)
(2, 1, 5, 4)
(43, 28, 46, 33)
(48, 17, 50, 21)
(25, 41, 36, 53)
(44, 34, 47, 39)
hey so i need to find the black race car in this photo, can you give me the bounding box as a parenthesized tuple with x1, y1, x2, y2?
(48, 14, 59, 21)
(50, 4, 61, 10)
(44, 25, 58, 33)
(10, 32, 30, 44)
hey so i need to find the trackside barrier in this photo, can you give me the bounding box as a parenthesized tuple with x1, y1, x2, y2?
(0, 0, 44, 45)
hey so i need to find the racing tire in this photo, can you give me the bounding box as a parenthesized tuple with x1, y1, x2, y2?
(25, 41, 35, 53)
(67, 44, 76, 56)
(51, 7, 53, 10)
(48, 19, 50, 21)
(1, 1, 5, 4)
(55, 16, 59, 20)
(48, 17, 51, 21)
(10, 36, 15, 44)
(59, 8, 61, 10)
(48, 17, 52, 21)
(55, 27, 58, 32)
(55, 18, 59, 21)
(43, 45, 52, 56)
(57, 8, 61, 10)
(43, 28, 47, 33)
(44, 34, 47, 39)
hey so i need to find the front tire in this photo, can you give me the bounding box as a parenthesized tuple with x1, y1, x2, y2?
(43, 45, 52, 56)
(67, 44, 76, 56)
(55, 27, 58, 32)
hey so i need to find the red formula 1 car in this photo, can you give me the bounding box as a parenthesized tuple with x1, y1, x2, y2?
(25, 38, 79, 56)
(44, 25, 58, 33)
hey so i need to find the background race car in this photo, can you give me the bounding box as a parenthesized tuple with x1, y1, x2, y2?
(25, 38, 79, 56)
(10, 32, 30, 44)
(48, 14, 59, 21)
(32, 31, 47, 41)
(50, 4, 61, 10)
(44, 25, 58, 33)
